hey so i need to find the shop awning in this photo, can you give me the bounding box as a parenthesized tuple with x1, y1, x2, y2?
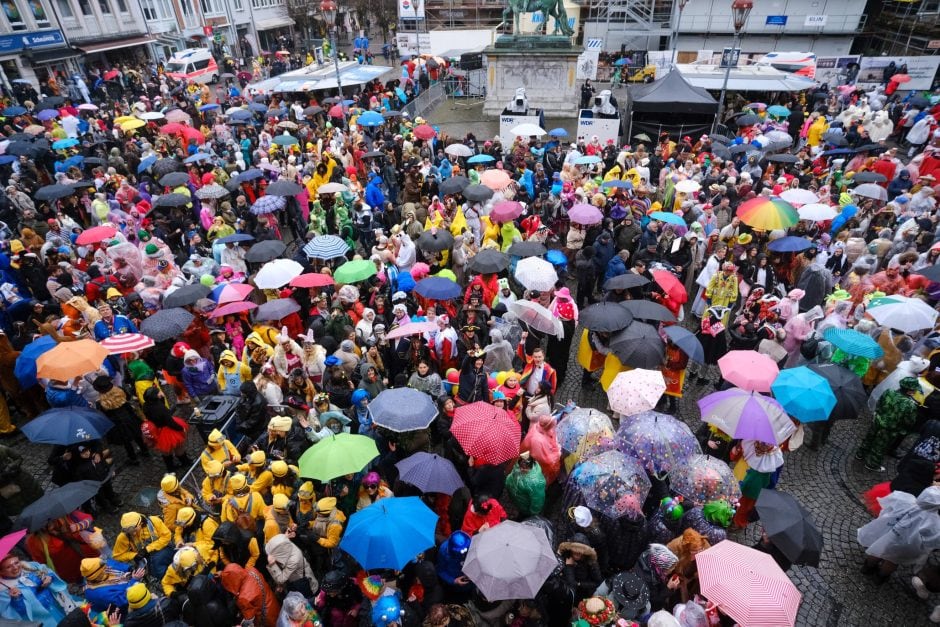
(675, 64, 817, 92)
(26, 46, 83, 64)
(255, 16, 295, 30)
(77, 35, 153, 55)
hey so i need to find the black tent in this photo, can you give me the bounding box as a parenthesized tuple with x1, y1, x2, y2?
(627, 71, 718, 141)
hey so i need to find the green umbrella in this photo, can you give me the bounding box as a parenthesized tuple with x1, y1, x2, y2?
(298, 433, 379, 481)
(334, 259, 377, 284)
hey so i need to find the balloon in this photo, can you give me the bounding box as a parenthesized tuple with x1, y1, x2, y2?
(488, 375, 498, 389)
(200, 274, 215, 287)
(446, 368, 459, 384)
(496, 371, 509, 386)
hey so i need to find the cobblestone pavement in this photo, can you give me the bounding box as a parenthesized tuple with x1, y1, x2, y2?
(7, 327, 934, 625)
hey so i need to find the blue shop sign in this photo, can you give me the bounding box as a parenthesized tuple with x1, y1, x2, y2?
(0, 30, 66, 55)
(765, 15, 788, 26)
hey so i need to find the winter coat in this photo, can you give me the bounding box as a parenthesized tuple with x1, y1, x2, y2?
(559, 541, 603, 600)
(604, 255, 627, 282)
(182, 358, 218, 397)
(219, 563, 281, 627)
(45, 384, 86, 408)
(592, 234, 615, 273)
(123, 596, 183, 627)
(265, 534, 317, 589)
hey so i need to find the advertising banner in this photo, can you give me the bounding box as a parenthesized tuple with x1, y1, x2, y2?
(855, 56, 940, 92)
(814, 55, 860, 86)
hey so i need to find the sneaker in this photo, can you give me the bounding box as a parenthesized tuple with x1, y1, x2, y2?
(930, 606, 940, 623)
(913, 576, 931, 600)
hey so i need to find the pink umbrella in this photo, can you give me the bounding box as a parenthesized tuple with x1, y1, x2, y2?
(717, 350, 780, 393)
(99, 332, 156, 355)
(489, 200, 523, 223)
(0, 529, 26, 562)
(209, 301, 258, 318)
(75, 225, 117, 246)
(215, 283, 255, 304)
(480, 169, 511, 190)
(328, 104, 344, 117)
(607, 369, 666, 416)
(696, 540, 802, 627)
(568, 203, 604, 225)
(385, 320, 439, 340)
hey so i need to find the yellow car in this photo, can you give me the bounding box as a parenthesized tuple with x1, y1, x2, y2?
(626, 65, 656, 83)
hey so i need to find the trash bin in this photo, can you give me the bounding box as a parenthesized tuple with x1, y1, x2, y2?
(188, 395, 241, 444)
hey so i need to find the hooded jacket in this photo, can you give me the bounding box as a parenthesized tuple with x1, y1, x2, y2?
(265, 533, 317, 589)
(219, 563, 281, 627)
(182, 352, 218, 398)
(217, 349, 252, 394)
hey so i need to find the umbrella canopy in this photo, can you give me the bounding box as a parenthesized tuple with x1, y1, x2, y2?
(806, 363, 865, 421)
(609, 321, 665, 368)
(153, 193, 191, 208)
(717, 350, 780, 392)
(255, 298, 301, 321)
(413, 124, 437, 140)
(515, 257, 558, 291)
(216, 233, 255, 245)
(416, 229, 455, 252)
(570, 450, 651, 519)
(771, 366, 837, 423)
(0, 529, 26, 562)
(339, 497, 438, 570)
(853, 183, 888, 201)
(696, 540, 802, 627)
(266, 180, 304, 196)
(468, 154, 496, 164)
(317, 182, 348, 195)
(213, 282, 255, 304)
(767, 236, 813, 253)
(254, 259, 304, 289)
(209, 301, 258, 318)
(195, 183, 229, 200)
(15, 335, 57, 388)
(615, 411, 701, 476)
(699, 388, 795, 445)
(663, 325, 705, 363)
(556, 408, 615, 457)
(414, 276, 462, 300)
(35, 184, 75, 201)
(462, 521, 557, 601)
(796, 202, 838, 222)
(444, 143, 474, 158)
(370, 388, 439, 432)
(16, 481, 102, 532)
(334, 259, 377, 284)
(250, 195, 287, 215)
(852, 171, 887, 184)
(140, 308, 195, 342)
(822, 327, 884, 359)
(779, 188, 818, 205)
(607, 369, 666, 416)
(439, 176, 470, 196)
(652, 270, 688, 304)
(22, 407, 113, 445)
(356, 111, 386, 127)
(669, 454, 742, 505)
(603, 273, 649, 291)
(395, 452, 465, 494)
(767, 105, 791, 117)
(674, 179, 701, 194)
(480, 169, 512, 190)
(508, 300, 563, 336)
(462, 184, 494, 202)
(756, 490, 823, 567)
(451, 401, 521, 465)
(36, 339, 109, 380)
(99, 333, 155, 355)
(765, 153, 798, 164)
(467, 249, 509, 274)
(601, 180, 634, 190)
(619, 300, 676, 323)
(304, 234, 350, 260)
(506, 240, 547, 258)
(510, 123, 546, 136)
(647, 211, 686, 227)
(290, 273, 335, 289)
(159, 171, 190, 187)
(574, 155, 602, 166)
(736, 197, 799, 230)
(75, 225, 117, 246)
(866, 295, 938, 333)
(384, 321, 439, 341)
(245, 239, 287, 263)
(915, 263, 940, 283)
(298, 433, 380, 481)
(490, 200, 524, 223)
(568, 203, 604, 225)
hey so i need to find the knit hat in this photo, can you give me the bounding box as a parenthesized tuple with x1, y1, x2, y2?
(80, 557, 107, 582)
(900, 377, 921, 393)
(92, 375, 113, 393)
(569, 505, 593, 528)
(647, 544, 678, 579)
(144, 243, 161, 258)
(268, 415, 292, 432)
(126, 582, 151, 610)
(183, 349, 201, 363)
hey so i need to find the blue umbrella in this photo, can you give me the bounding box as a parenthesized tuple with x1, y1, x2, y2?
(663, 325, 705, 363)
(63, 155, 84, 169)
(414, 276, 461, 300)
(184, 152, 212, 164)
(574, 155, 602, 165)
(338, 497, 438, 570)
(467, 154, 495, 164)
(229, 109, 253, 120)
(768, 236, 813, 253)
(303, 234, 350, 260)
(237, 168, 264, 182)
(22, 406, 114, 445)
(137, 155, 157, 173)
(767, 105, 791, 118)
(199, 103, 220, 111)
(822, 327, 884, 359)
(52, 138, 79, 150)
(250, 195, 286, 215)
(648, 211, 686, 227)
(14, 335, 56, 389)
(771, 366, 836, 423)
(342, 99, 356, 106)
(548, 128, 568, 137)
(357, 111, 385, 127)
(395, 452, 464, 494)
(370, 388, 439, 432)
(0, 155, 15, 165)
(614, 58, 632, 66)
(216, 233, 255, 244)
(248, 102, 268, 113)
(602, 180, 633, 189)
(36, 109, 58, 121)
(2, 106, 25, 116)
(819, 148, 855, 157)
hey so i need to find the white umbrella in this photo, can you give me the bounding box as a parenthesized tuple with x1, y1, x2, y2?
(514, 257, 557, 292)
(779, 188, 818, 205)
(508, 300, 563, 337)
(444, 143, 473, 158)
(462, 521, 557, 601)
(138, 111, 165, 121)
(254, 259, 304, 289)
(867, 296, 939, 333)
(317, 182, 348, 194)
(797, 202, 838, 221)
(853, 183, 888, 201)
(675, 179, 701, 194)
(607, 369, 666, 416)
(511, 123, 546, 137)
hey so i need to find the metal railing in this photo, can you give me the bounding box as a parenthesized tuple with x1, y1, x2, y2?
(401, 81, 447, 119)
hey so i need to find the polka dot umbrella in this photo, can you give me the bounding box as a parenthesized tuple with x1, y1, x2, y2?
(569, 450, 651, 520)
(606, 369, 666, 416)
(615, 411, 701, 477)
(669, 454, 742, 506)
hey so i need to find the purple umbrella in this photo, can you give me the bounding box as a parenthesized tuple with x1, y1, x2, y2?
(489, 200, 523, 223)
(615, 411, 701, 476)
(36, 109, 58, 121)
(250, 194, 287, 215)
(568, 203, 604, 225)
(395, 452, 465, 494)
(697, 388, 795, 445)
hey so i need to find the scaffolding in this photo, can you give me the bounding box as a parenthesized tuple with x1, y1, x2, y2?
(580, 0, 675, 52)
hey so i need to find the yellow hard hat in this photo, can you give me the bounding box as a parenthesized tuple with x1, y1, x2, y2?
(120, 512, 142, 531)
(270, 460, 289, 477)
(207, 429, 225, 445)
(229, 473, 248, 492)
(297, 481, 315, 500)
(205, 459, 224, 477)
(176, 507, 197, 527)
(272, 493, 290, 511)
(174, 546, 199, 571)
(317, 497, 337, 514)
(126, 582, 151, 610)
(80, 557, 106, 581)
(160, 474, 179, 493)
(248, 450, 266, 466)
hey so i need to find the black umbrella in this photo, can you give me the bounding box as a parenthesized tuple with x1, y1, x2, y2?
(765, 153, 798, 164)
(322, 96, 341, 105)
(710, 134, 733, 144)
(17, 480, 101, 531)
(382, 110, 402, 118)
(159, 171, 191, 187)
(506, 241, 547, 258)
(755, 490, 823, 567)
(163, 283, 211, 308)
(729, 144, 759, 155)
(852, 171, 887, 184)
(439, 176, 470, 196)
(36, 96, 65, 109)
(35, 184, 76, 201)
(736, 114, 760, 126)
(304, 105, 324, 116)
(806, 363, 865, 421)
(822, 132, 848, 147)
(245, 239, 287, 263)
(910, 96, 931, 109)
(467, 249, 509, 274)
(603, 273, 649, 291)
(855, 143, 882, 153)
(140, 307, 194, 342)
(362, 150, 384, 158)
(70, 180, 95, 190)
(915, 263, 940, 283)
(6, 133, 31, 142)
(152, 158, 183, 177)
(416, 230, 455, 252)
(5, 141, 40, 156)
(462, 184, 494, 202)
(153, 193, 191, 208)
(255, 298, 301, 320)
(580, 302, 634, 332)
(610, 321, 664, 368)
(266, 180, 303, 196)
(711, 144, 732, 160)
(83, 157, 107, 167)
(224, 178, 243, 192)
(620, 300, 676, 323)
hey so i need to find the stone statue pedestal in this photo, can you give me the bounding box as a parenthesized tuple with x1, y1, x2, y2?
(483, 35, 582, 119)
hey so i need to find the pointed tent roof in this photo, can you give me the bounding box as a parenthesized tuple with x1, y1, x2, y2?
(628, 70, 719, 115)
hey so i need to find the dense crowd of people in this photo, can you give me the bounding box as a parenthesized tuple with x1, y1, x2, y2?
(0, 56, 938, 627)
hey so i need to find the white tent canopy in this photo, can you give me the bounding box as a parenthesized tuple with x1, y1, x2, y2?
(675, 64, 817, 92)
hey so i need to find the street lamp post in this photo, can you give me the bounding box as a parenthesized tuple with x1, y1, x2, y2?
(671, 0, 689, 68)
(712, 0, 753, 134)
(320, 0, 343, 100)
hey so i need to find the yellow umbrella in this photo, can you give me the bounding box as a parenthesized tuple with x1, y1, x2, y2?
(36, 339, 110, 381)
(113, 115, 136, 125)
(23, 125, 45, 135)
(121, 119, 146, 130)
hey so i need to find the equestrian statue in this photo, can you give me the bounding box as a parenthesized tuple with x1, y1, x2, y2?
(502, 0, 574, 37)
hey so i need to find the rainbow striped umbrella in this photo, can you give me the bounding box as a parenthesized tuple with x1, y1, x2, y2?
(736, 197, 799, 230)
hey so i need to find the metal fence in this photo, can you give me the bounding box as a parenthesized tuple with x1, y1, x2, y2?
(402, 82, 447, 119)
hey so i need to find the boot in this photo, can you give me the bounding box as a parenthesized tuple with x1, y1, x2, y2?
(163, 455, 178, 472)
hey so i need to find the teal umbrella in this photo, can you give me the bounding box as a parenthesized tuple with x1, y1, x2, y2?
(822, 327, 884, 359)
(338, 497, 438, 570)
(771, 366, 836, 423)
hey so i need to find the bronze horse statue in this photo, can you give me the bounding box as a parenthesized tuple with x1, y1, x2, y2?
(502, 0, 574, 36)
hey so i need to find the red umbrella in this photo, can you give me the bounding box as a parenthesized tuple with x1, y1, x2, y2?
(289, 273, 336, 289)
(891, 73, 911, 84)
(489, 200, 523, 223)
(413, 124, 437, 140)
(103, 69, 119, 80)
(75, 225, 117, 246)
(215, 283, 255, 304)
(159, 123, 186, 135)
(208, 301, 257, 318)
(328, 104, 344, 118)
(181, 126, 204, 143)
(652, 269, 688, 304)
(99, 332, 155, 355)
(451, 401, 521, 465)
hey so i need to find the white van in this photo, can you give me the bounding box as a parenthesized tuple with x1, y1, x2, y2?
(165, 48, 220, 85)
(756, 52, 817, 79)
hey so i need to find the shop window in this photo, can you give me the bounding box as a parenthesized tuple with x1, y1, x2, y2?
(115, 0, 127, 12)
(77, 0, 93, 16)
(98, 0, 111, 13)
(27, 0, 50, 25)
(0, 0, 26, 30)
(56, 0, 73, 17)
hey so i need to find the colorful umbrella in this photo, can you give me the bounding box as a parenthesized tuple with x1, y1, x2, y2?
(736, 197, 799, 230)
(755, 490, 823, 567)
(213, 282, 255, 304)
(669, 454, 742, 505)
(480, 169, 511, 190)
(139, 308, 194, 342)
(303, 234, 350, 260)
(648, 211, 686, 227)
(462, 521, 557, 601)
(289, 273, 335, 289)
(0, 529, 26, 561)
(514, 257, 558, 292)
(570, 450, 651, 519)
(771, 366, 837, 423)
(767, 105, 791, 117)
(254, 259, 304, 289)
(696, 541, 802, 627)
(334, 259, 377, 284)
(489, 200, 524, 223)
(339, 497, 438, 570)
(698, 388, 795, 445)
(99, 333, 155, 355)
(36, 339, 109, 381)
(384, 320, 439, 341)
(651, 270, 688, 304)
(22, 407, 113, 445)
(717, 350, 780, 393)
(580, 302, 634, 332)
(451, 401, 521, 465)
(75, 225, 117, 246)
(556, 408, 616, 457)
(607, 369, 666, 416)
(370, 388, 438, 432)
(866, 295, 938, 333)
(568, 203, 604, 225)
(822, 327, 884, 359)
(413, 124, 436, 140)
(298, 433, 380, 481)
(615, 411, 701, 476)
(395, 452, 465, 494)
(250, 195, 287, 215)
(468, 154, 495, 164)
